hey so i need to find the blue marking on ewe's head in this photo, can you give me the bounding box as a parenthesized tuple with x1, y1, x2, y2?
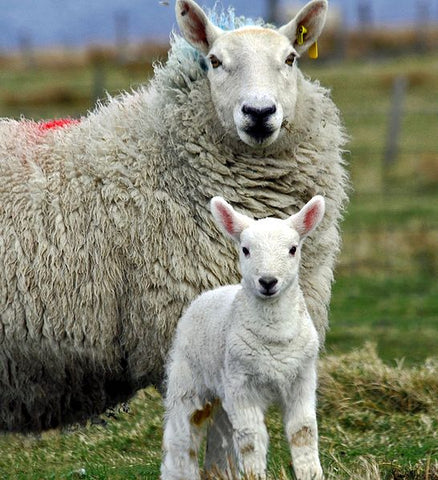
(208, 3, 264, 31)
(171, 4, 266, 74)
(168, 4, 271, 84)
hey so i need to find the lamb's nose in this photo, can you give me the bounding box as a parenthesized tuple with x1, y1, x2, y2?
(242, 104, 277, 121)
(258, 276, 278, 293)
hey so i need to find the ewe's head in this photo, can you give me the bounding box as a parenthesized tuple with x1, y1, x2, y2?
(210, 196, 325, 300)
(176, 0, 327, 148)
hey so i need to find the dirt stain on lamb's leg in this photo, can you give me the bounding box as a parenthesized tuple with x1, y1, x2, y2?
(290, 426, 313, 447)
(190, 399, 220, 427)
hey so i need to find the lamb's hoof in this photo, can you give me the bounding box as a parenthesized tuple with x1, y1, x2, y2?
(292, 464, 324, 480)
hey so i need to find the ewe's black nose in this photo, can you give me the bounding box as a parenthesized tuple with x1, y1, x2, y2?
(242, 104, 277, 121)
(259, 276, 278, 293)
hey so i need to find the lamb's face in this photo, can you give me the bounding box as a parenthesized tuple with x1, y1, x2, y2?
(210, 195, 325, 301)
(207, 29, 299, 148)
(239, 219, 302, 299)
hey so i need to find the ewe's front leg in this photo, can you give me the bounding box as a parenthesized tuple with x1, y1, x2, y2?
(283, 364, 323, 480)
(224, 395, 269, 479)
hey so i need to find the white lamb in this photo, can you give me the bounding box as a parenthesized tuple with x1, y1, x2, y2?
(162, 195, 325, 480)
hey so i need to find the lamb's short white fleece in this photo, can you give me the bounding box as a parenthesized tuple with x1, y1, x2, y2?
(162, 196, 325, 480)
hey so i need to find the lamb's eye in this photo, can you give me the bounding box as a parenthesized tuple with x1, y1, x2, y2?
(289, 246, 297, 256)
(285, 53, 297, 66)
(209, 55, 222, 69)
(242, 247, 250, 257)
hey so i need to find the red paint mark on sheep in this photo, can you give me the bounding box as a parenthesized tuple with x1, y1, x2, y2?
(38, 118, 80, 131)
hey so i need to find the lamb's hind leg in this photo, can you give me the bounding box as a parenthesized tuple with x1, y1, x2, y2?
(161, 357, 205, 480)
(161, 402, 203, 480)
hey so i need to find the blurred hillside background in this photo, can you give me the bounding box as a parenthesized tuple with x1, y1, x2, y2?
(0, 1, 437, 479)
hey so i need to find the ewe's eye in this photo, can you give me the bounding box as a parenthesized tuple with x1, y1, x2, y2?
(289, 246, 297, 256)
(242, 247, 250, 257)
(209, 55, 222, 69)
(285, 53, 297, 66)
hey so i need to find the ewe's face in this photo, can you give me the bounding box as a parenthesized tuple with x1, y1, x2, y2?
(239, 219, 301, 299)
(176, 0, 328, 148)
(207, 28, 299, 148)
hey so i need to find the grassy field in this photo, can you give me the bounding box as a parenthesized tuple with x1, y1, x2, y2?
(0, 346, 436, 479)
(0, 48, 437, 478)
(307, 54, 438, 367)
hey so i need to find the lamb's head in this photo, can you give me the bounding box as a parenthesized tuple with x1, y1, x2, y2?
(176, 0, 327, 148)
(210, 196, 325, 299)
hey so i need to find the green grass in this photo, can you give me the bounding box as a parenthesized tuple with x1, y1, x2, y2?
(1, 346, 437, 479)
(0, 60, 155, 120)
(0, 48, 437, 478)
(327, 275, 438, 365)
(0, 389, 165, 479)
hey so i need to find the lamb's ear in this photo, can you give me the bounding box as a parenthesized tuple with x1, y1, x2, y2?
(175, 0, 223, 54)
(210, 197, 253, 243)
(278, 0, 327, 56)
(288, 195, 325, 239)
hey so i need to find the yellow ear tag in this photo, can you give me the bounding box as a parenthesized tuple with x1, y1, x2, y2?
(297, 25, 307, 46)
(308, 41, 318, 59)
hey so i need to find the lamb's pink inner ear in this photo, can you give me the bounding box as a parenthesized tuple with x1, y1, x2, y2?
(216, 203, 235, 236)
(304, 203, 319, 232)
(180, 1, 208, 48)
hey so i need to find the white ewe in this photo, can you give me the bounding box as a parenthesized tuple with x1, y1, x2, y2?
(162, 195, 325, 480)
(0, 0, 347, 457)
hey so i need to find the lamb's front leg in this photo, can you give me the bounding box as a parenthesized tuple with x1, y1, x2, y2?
(223, 393, 269, 479)
(283, 362, 323, 480)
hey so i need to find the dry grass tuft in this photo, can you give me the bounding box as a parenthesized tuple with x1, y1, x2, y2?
(319, 343, 438, 416)
(200, 457, 438, 480)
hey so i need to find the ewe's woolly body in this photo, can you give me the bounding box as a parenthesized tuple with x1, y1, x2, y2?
(0, 25, 348, 430)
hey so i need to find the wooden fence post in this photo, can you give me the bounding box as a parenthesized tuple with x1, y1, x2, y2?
(266, 0, 280, 25)
(92, 61, 106, 106)
(19, 32, 36, 70)
(115, 11, 129, 64)
(383, 75, 408, 189)
(416, 0, 430, 52)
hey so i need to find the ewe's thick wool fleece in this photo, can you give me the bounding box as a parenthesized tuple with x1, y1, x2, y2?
(0, 33, 348, 431)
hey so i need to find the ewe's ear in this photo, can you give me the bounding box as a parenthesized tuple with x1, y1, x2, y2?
(175, 0, 223, 54)
(210, 197, 253, 243)
(289, 195, 325, 239)
(278, 0, 327, 56)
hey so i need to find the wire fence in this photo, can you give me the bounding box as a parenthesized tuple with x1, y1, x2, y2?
(337, 80, 438, 278)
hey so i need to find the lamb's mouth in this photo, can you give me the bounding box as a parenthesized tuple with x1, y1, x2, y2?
(258, 288, 280, 299)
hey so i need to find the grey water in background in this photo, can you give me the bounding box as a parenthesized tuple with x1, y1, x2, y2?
(0, 0, 434, 51)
